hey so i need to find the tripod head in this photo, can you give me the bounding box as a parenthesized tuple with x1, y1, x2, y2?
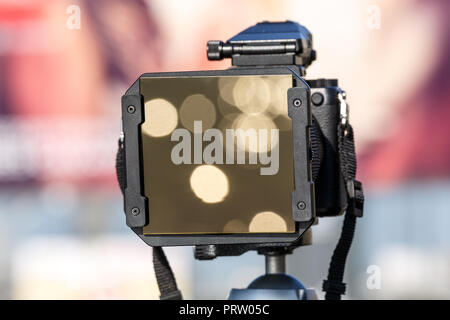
(194, 228, 312, 260)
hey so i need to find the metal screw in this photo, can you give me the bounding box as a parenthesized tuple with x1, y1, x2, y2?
(293, 99, 302, 107)
(297, 201, 306, 210)
(127, 105, 136, 114)
(131, 207, 140, 216)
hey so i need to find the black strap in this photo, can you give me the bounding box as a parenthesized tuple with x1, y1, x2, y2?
(322, 122, 364, 300)
(116, 139, 182, 300)
(115, 139, 126, 192)
(153, 247, 183, 300)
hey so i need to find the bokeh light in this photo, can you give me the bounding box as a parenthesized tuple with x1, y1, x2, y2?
(223, 219, 248, 233)
(189, 165, 229, 203)
(142, 98, 178, 137)
(249, 211, 287, 233)
(179, 94, 216, 132)
(232, 114, 278, 153)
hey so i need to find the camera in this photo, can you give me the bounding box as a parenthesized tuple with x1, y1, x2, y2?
(117, 20, 364, 300)
(117, 21, 361, 251)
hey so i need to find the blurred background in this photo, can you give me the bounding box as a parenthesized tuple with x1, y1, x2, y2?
(0, 0, 449, 299)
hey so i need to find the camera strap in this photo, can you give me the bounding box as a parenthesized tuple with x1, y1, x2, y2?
(322, 118, 364, 300)
(116, 139, 182, 300)
(152, 247, 183, 300)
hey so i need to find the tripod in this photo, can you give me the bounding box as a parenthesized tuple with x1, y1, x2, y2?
(228, 249, 317, 300)
(192, 228, 317, 300)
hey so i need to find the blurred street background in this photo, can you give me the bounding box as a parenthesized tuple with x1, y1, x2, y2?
(0, 0, 449, 299)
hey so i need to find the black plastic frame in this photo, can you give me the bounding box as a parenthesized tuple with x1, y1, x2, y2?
(121, 67, 315, 246)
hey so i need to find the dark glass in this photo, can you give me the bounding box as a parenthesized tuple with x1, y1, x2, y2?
(140, 75, 295, 234)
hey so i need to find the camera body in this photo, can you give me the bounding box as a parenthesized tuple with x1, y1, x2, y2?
(119, 21, 347, 251)
(308, 79, 347, 218)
